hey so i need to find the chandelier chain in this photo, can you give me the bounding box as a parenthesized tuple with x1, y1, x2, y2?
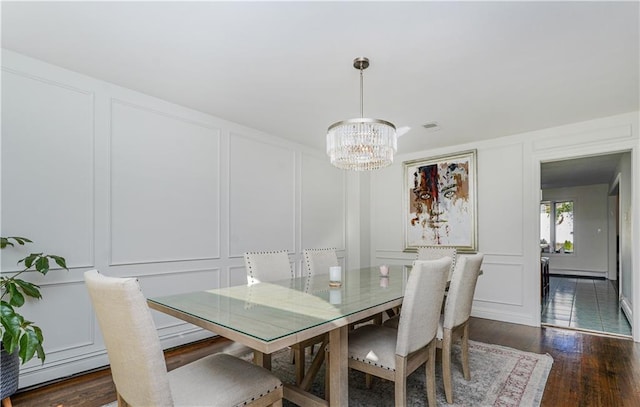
(360, 66, 364, 118)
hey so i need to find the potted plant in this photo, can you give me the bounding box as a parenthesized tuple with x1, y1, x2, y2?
(1, 236, 67, 402)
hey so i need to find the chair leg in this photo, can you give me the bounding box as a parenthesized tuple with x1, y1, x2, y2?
(117, 392, 131, 407)
(394, 355, 408, 407)
(425, 342, 437, 407)
(2, 397, 12, 407)
(461, 323, 471, 380)
(365, 373, 373, 388)
(443, 328, 454, 404)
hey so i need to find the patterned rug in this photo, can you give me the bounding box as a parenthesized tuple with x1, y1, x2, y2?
(102, 340, 552, 407)
(279, 340, 552, 407)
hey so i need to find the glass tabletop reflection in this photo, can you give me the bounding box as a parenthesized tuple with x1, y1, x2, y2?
(147, 266, 408, 343)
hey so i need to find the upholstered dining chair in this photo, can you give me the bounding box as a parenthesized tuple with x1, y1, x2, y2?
(303, 248, 339, 277)
(297, 248, 341, 388)
(84, 269, 283, 407)
(437, 253, 484, 404)
(378, 246, 457, 322)
(346, 257, 451, 406)
(417, 245, 458, 280)
(243, 250, 325, 388)
(244, 250, 293, 285)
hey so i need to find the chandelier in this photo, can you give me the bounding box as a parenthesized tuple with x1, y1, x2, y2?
(326, 57, 397, 171)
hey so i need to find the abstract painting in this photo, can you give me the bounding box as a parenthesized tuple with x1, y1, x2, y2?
(403, 150, 477, 252)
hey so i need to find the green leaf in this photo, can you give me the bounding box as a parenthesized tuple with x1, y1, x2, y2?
(14, 279, 42, 299)
(49, 255, 68, 270)
(0, 236, 60, 364)
(19, 328, 40, 364)
(2, 331, 18, 355)
(13, 237, 32, 245)
(7, 285, 25, 307)
(35, 343, 45, 362)
(0, 300, 16, 320)
(20, 253, 41, 269)
(0, 236, 32, 248)
(35, 256, 50, 274)
(1, 302, 20, 334)
(0, 302, 23, 353)
(32, 325, 45, 362)
(2, 331, 11, 352)
(33, 324, 44, 343)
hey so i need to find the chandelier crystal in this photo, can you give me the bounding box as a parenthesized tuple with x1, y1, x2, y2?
(327, 57, 397, 171)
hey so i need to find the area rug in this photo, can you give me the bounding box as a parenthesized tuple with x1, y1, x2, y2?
(102, 340, 552, 407)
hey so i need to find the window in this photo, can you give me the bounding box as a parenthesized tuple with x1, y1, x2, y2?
(540, 200, 574, 254)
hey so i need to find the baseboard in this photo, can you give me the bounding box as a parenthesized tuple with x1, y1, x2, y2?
(549, 269, 607, 278)
(621, 295, 633, 325)
(18, 351, 111, 390)
(471, 307, 538, 327)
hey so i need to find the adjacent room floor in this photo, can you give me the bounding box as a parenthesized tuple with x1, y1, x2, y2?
(541, 275, 632, 336)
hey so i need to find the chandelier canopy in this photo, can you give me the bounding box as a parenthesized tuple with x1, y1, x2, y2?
(326, 57, 397, 171)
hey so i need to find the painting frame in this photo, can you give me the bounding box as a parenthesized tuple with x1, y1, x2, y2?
(403, 150, 478, 253)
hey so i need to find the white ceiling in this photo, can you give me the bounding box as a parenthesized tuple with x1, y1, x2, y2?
(1, 1, 638, 157)
(541, 153, 625, 190)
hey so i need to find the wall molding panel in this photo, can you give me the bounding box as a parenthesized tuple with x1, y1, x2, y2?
(474, 263, 524, 306)
(477, 144, 525, 257)
(1, 66, 94, 97)
(227, 132, 297, 257)
(109, 99, 222, 265)
(1, 66, 96, 272)
(300, 152, 347, 252)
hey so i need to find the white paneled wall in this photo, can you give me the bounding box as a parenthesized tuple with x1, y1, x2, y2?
(228, 134, 296, 257)
(1, 50, 348, 387)
(477, 143, 524, 256)
(369, 113, 640, 329)
(301, 154, 346, 251)
(1, 68, 95, 271)
(110, 100, 222, 264)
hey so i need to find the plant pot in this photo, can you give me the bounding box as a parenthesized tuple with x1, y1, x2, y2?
(1, 345, 19, 401)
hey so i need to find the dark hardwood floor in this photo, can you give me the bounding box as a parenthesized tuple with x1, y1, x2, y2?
(8, 317, 640, 406)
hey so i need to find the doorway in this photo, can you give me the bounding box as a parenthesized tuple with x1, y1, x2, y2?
(608, 178, 620, 296)
(539, 152, 632, 337)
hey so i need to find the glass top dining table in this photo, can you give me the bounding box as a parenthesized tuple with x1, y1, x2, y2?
(147, 265, 409, 406)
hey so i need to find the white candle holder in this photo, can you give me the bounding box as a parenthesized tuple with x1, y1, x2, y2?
(329, 288, 342, 304)
(329, 266, 342, 287)
(379, 264, 389, 276)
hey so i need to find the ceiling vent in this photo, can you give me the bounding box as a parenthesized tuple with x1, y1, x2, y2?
(422, 121, 441, 131)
